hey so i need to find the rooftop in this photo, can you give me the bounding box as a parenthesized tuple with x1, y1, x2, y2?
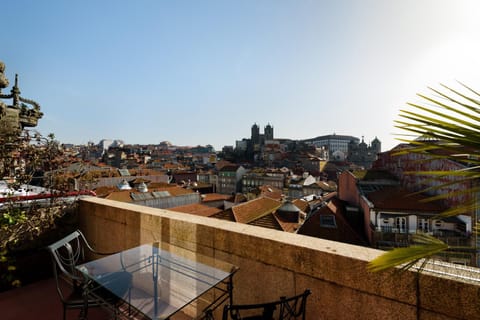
(366, 186, 445, 212)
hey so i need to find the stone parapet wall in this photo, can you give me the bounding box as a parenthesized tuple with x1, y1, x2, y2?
(79, 197, 480, 320)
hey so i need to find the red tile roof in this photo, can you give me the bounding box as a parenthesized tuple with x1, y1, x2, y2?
(298, 198, 367, 246)
(131, 177, 151, 184)
(212, 208, 235, 221)
(231, 197, 282, 224)
(105, 190, 133, 202)
(249, 214, 283, 231)
(219, 165, 240, 172)
(169, 203, 222, 217)
(258, 185, 283, 201)
(94, 186, 118, 197)
(233, 193, 247, 203)
(293, 199, 309, 212)
(103, 185, 194, 203)
(215, 160, 235, 171)
(366, 186, 445, 213)
(159, 186, 195, 196)
(213, 201, 301, 233)
(148, 182, 173, 188)
(202, 193, 234, 202)
(272, 213, 300, 233)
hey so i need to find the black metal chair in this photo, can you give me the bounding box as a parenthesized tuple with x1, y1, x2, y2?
(222, 289, 311, 320)
(47, 229, 123, 320)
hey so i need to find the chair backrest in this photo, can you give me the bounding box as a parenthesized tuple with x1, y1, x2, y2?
(278, 290, 311, 320)
(47, 230, 95, 300)
(223, 289, 311, 320)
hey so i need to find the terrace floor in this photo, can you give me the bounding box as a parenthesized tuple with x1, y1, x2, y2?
(0, 277, 109, 320)
(1, 277, 205, 320)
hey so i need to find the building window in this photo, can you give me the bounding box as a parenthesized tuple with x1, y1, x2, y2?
(320, 215, 337, 228)
(395, 217, 407, 233)
(418, 218, 429, 232)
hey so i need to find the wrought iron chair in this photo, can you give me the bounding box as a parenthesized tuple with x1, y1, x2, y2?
(222, 289, 311, 320)
(47, 229, 124, 320)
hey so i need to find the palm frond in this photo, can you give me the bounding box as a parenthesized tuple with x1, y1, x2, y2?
(415, 92, 480, 124)
(370, 83, 480, 273)
(396, 114, 480, 146)
(368, 234, 448, 272)
(441, 83, 480, 110)
(437, 200, 479, 218)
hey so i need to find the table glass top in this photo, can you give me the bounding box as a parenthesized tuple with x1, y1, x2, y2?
(77, 243, 236, 319)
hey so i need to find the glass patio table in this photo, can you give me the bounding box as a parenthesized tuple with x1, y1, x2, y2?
(76, 242, 237, 320)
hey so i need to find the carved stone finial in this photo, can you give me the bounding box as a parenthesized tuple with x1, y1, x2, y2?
(0, 61, 43, 133)
(0, 61, 9, 91)
(11, 74, 21, 107)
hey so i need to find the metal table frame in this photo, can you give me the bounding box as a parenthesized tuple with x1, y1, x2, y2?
(77, 243, 237, 319)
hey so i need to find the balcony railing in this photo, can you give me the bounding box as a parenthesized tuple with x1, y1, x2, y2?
(376, 226, 472, 248)
(78, 197, 480, 320)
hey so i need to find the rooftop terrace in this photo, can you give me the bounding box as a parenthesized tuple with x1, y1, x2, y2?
(2, 196, 480, 319)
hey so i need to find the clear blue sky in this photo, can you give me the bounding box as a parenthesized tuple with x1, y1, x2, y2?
(2, 0, 479, 151)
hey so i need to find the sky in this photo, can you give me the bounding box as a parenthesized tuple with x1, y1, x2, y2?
(2, 0, 480, 151)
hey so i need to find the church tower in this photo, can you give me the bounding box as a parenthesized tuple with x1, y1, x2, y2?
(264, 123, 274, 141)
(251, 123, 260, 145)
(371, 137, 381, 154)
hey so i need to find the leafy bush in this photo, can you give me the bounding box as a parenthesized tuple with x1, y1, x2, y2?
(0, 131, 74, 291)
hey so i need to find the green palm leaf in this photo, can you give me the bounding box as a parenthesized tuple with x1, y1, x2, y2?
(368, 234, 448, 272)
(370, 82, 480, 272)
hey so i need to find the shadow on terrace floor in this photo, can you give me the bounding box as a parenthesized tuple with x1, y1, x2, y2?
(0, 277, 109, 320)
(1, 277, 196, 320)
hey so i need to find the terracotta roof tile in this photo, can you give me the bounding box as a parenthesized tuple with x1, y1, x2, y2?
(202, 193, 234, 202)
(231, 197, 282, 224)
(101, 185, 193, 203)
(219, 165, 240, 172)
(249, 214, 283, 231)
(234, 194, 247, 203)
(155, 186, 194, 196)
(366, 186, 445, 212)
(272, 213, 299, 232)
(215, 160, 235, 171)
(169, 203, 222, 217)
(148, 182, 172, 188)
(131, 178, 151, 184)
(298, 198, 367, 245)
(258, 185, 283, 201)
(292, 199, 309, 212)
(212, 209, 235, 221)
(105, 190, 133, 202)
(95, 186, 117, 197)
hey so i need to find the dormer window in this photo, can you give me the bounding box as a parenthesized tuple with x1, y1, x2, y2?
(320, 215, 337, 228)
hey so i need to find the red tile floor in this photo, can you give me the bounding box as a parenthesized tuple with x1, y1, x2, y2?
(0, 277, 109, 320)
(0, 277, 194, 320)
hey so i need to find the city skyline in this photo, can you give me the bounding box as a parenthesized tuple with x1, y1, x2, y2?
(2, 0, 480, 151)
(82, 125, 378, 150)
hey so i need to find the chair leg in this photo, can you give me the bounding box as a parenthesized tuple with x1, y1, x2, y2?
(204, 309, 214, 320)
(78, 306, 88, 320)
